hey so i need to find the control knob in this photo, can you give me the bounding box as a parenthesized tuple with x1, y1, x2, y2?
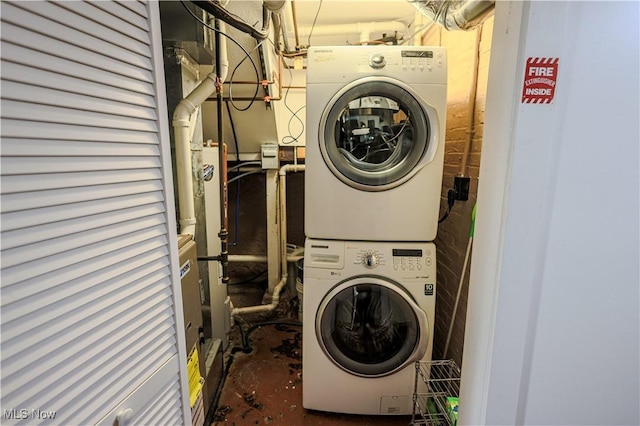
(363, 252, 379, 268)
(369, 53, 386, 69)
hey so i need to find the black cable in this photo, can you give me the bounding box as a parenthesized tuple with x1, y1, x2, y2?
(239, 320, 302, 353)
(306, 0, 324, 47)
(191, 1, 270, 41)
(179, 0, 261, 109)
(228, 270, 268, 286)
(225, 100, 241, 246)
(280, 63, 306, 144)
(227, 41, 263, 111)
(438, 189, 456, 224)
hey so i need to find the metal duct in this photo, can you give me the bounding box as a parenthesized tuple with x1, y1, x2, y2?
(409, 0, 495, 31)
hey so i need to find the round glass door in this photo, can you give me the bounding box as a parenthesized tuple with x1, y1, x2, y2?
(316, 276, 427, 377)
(320, 78, 434, 191)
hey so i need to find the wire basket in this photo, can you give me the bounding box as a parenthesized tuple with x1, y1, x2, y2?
(410, 360, 461, 426)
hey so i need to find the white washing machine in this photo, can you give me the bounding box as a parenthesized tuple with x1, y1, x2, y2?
(305, 46, 447, 242)
(302, 238, 436, 415)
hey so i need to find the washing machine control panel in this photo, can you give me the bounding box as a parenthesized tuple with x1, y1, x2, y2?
(391, 247, 433, 272)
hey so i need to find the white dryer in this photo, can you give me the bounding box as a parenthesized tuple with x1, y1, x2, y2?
(305, 46, 447, 242)
(302, 238, 436, 415)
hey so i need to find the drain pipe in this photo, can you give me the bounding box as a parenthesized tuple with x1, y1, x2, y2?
(231, 164, 305, 316)
(174, 18, 228, 245)
(173, 73, 219, 236)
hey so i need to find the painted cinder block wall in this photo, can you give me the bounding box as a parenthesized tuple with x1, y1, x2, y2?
(422, 16, 494, 367)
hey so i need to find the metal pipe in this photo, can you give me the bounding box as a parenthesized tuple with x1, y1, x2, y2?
(460, 26, 482, 176)
(215, 19, 230, 285)
(410, 0, 494, 32)
(291, 1, 301, 48)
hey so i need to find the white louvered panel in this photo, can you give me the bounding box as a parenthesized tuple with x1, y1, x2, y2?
(0, 43, 155, 97)
(1, 180, 163, 212)
(0, 1, 187, 424)
(2, 82, 158, 121)
(95, 356, 182, 426)
(1, 193, 164, 232)
(134, 374, 183, 425)
(0, 22, 153, 83)
(2, 2, 151, 69)
(1, 138, 160, 158)
(1, 119, 160, 144)
(2, 204, 164, 253)
(92, 0, 150, 31)
(1, 230, 167, 290)
(14, 1, 151, 57)
(58, 1, 150, 45)
(2, 61, 156, 108)
(2, 101, 158, 133)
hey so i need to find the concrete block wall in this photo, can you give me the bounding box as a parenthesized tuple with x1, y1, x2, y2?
(423, 17, 494, 367)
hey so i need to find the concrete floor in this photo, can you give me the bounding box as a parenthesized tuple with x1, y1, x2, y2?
(210, 281, 415, 426)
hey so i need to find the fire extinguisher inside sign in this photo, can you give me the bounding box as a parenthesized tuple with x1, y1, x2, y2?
(522, 57, 559, 104)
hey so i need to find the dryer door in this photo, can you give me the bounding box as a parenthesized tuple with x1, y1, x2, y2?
(316, 276, 428, 377)
(319, 77, 440, 191)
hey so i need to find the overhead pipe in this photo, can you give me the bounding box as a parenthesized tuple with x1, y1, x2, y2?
(230, 164, 305, 316)
(192, 0, 270, 40)
(409, 0, 495, 31)
(296, 21, 407, 44)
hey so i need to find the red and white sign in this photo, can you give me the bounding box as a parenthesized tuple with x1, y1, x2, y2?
(522, 57, 559, 104)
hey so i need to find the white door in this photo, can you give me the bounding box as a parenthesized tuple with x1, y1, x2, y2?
(0, 1, 190, 424)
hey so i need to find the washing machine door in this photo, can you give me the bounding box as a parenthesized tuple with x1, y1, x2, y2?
(319, 76, 440, 191)
(316, 276, 428, 377)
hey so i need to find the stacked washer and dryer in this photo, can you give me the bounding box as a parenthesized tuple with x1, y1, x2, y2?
(302, 46, 447, 415)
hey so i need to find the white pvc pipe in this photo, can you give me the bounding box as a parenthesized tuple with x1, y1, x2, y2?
(296, 21, 406, 43)
(173, 21, 229, 236)
(173, 73, 218, 236)
(228, 254, 268, 263)
(230, 164, 305, 317)
(230, 275, 288, 316)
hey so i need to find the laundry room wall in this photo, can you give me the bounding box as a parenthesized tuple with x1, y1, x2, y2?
(422, 16, 494, 367)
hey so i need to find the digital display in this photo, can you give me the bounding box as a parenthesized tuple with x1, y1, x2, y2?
(393, 249, 423, 257)
(402, 51, 433, 58)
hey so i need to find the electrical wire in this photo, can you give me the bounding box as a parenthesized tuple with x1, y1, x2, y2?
(306, 0, 324, 47)
(180, 1, 261, 108)
(238, 320, 302, 353)
(225, 100, 241, 247)
(228, 40, 265, 111)
(280, 63, 305, 145)
(438, 189, 456, 224)
(227, 169, 263, 184)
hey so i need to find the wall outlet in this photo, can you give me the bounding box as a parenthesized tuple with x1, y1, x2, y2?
(454, 176, 470, 201)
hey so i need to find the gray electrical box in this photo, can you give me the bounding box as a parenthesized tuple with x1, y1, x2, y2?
(261, 144, 279, 169)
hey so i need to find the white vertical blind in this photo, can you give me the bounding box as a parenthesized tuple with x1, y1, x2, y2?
(0, 1, 188, 424)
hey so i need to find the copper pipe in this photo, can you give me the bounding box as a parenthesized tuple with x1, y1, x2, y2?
(206, 53, 307, 102)
(291, 1, 301, 48)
